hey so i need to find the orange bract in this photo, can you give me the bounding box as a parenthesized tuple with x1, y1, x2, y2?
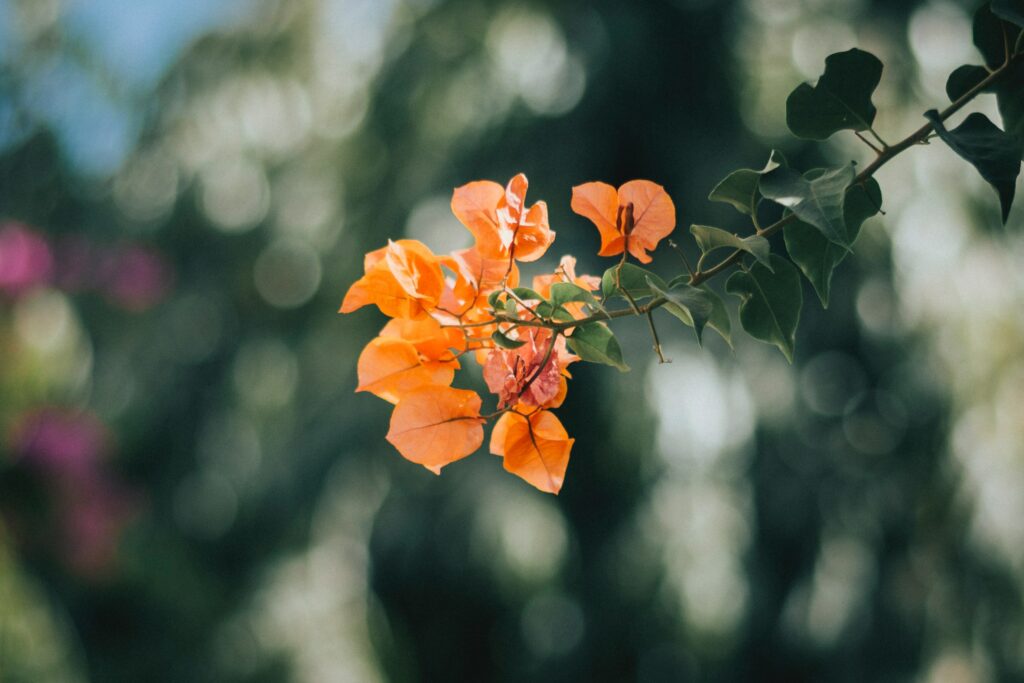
(380, 317, 464, 362)
(340, 240, 446, 319)
(357, 337, 457, 404)
(571, 180, 676, 263)
(490, 410, 574, 494)
(451, 173, 554, 263)
(386, 386, 484, 473)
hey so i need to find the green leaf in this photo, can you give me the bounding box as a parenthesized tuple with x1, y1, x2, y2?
(510, 287, 546, 302)
(925, 110, 1021, 222)
(645, 276, 715, 343)
(704, 287, 732, 347)
(664, 278, 733, 346)
(504, 299, 518, 317)
(784, 178, 882, 307)
(760, 164, 856, 246)
(725, 256, 802, 363)
(491, 329, 525, 349)
(974, 4, 1007, 67)
(487, 289, 504, 310)
(786, 48, 883, 140)
(945, 61, 1024, 159)
(946, 64, 990, 101)
(690, 224, 772, 270)
(993, 0, 1024, 28)
(567, 322, 629, 372)
(549, 282, 598, 308)
(600, 264, 666, 302)
(707, 150, 787, 215)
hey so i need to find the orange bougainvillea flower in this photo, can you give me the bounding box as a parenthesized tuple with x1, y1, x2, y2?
(451, 173, 554, 263)
(482, 328, 574, 409)
(571, 180, 676, 263)
(386, 386, 484, 474)
(340, 239, 446, 319)
(380, 317, 464, 362)
(356, 337, 458, 404)
(438, 247, 519, 318)
(490, 410, 574, 494)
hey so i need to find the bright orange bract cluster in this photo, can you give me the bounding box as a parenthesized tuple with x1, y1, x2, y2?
(341, 173, 675, 494)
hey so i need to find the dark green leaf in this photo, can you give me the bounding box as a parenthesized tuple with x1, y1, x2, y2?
(549, 282, 598, 307)
(646, 276, 714, 343)
(491, 329, 525, 349)
(707, 150, 787, 215)
(993, 0, 1024, 28)
(567, 322, 629, 372)
(665, 278, 733, 346)
(784, 178, 882, 307)
(488, 289, 504, 310)
(946, 64, 990, 101)
(600, 264, 666, 302)
(786, 48, 883, 140)
(690, 224, 772, 269)
(974, 4, 1015, 67)
(925, 110, 1021, 222)
(725, 256, 802, 363)
(945, 62, 1024, 159)
(760, 164, 856, 246)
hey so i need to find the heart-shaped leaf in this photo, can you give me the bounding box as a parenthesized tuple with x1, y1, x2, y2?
(784, 178, 882, 307)
(549, 282, 598, 308)
(690, 224, 772, 270)
(946, 61, 1024, 160)
(760, 164, 856, 247)
(646, 276, 715, 344)
(925, 110, 1021, 222)
(567, 322, 629, 371)
(725, 256, 803, 363)
(786, 48, 883, 140)
(665, 279, 732, 346)
(600, 263, 666, 302)
(708, 150, 787, 215)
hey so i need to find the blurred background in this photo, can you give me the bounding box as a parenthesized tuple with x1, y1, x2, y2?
(1, 0, 1023, 680)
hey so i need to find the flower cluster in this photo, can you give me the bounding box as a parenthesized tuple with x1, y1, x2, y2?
(341, 173, 675, 494)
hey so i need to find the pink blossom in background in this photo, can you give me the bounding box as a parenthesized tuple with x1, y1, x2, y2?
(8, 407, 138, 577)
(98, 244, 172, 311)
(0, 221, 53, 294)
(60, 473, 139, 577)
(12, 408, 110, 474)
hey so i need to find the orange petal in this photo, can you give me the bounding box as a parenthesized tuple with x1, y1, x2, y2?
(617, 180, 675, 263)
(387, 386, 484, 472)
(384, 240, 445, 305)
(380, 318, 463, 363)
(490, 411, 573, 494)
(511, 200, 554, 262)
(571, 182, 622, 256)
(340, 263, 427, 319)
(357, 337, 456, 403)
(451, 181, 506, 260)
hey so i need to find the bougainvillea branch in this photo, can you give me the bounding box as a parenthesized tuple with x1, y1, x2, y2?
(341, 2, 1023, 494)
